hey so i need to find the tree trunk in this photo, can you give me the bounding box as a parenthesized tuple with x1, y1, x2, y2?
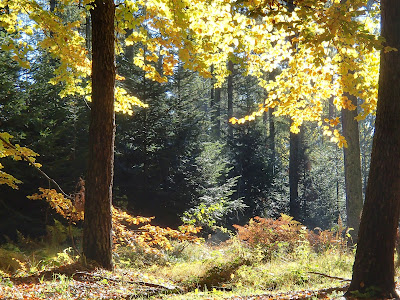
(328, 96, 334, 119)
(345, 0, 400, 297)
(125, 28, 134, 62)
(210, 66, 221, 139)
(85, 12, 91, 54)
(287, 0, 301, 221)
(227, 60, 234, 140)
(49, 0, 56, 12)
(341, 94, 363, 243)
(289, 122, 301, 221)
(213, 86, 221, 139)
(269, 108, 275, 177)
(83, 0, 115, 270)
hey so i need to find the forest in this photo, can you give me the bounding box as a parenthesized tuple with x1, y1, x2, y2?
(1, 0, 400, 299)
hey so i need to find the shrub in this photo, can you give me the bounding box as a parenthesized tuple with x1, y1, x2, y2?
(307, 216, 351, 253)
(233, 214, 306, 258)
(233, 215, 350, 257)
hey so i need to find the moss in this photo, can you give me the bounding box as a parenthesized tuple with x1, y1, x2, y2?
(196, 257, 251, 289)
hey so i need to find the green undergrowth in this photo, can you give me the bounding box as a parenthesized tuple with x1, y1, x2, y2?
(142, 238, 354, 299)
(0, 217, 364, 299)
(0, 221, 81, 277)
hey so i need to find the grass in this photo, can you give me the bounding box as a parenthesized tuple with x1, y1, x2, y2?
(0, 229, 357, 300)
(146, 239, 354, 299)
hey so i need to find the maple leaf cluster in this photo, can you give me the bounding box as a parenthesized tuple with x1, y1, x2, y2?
(0, 132, 40, 189)
(28, 188, 202, 255)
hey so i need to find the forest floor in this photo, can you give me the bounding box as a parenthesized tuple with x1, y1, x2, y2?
(2, 217, 399, 300)
(0, 260, 353, 300)
(0, 238, 364, 300)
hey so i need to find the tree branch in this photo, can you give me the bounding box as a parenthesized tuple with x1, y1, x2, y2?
(308, 271, 351, 281)
(0, 135, 72, 199)
(73, 271, 184, 292)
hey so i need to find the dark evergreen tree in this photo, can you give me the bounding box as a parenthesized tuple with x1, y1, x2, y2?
(0, 49, 89, 242)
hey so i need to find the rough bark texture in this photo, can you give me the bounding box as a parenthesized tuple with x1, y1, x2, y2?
(345, 0, 400, 297)
(341, 94, 363, 242)
(83, 0, 115, 270)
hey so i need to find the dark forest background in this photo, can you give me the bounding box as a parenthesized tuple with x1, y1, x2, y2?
(0, 32, 375, 242)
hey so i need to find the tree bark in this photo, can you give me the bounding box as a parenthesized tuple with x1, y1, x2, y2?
(341, 94, 363, 243)
(345, 0, 400, 297)
(227, 60, 234, 140)
(210, 66, 221, 139)
(125, 28, 134, 62)
(83, 0, 115, 270)
(49, 0, 56, 12)
(269, 108, 275, 177)
(213, 86, 221, 139)
(289, 122, 301, 221)
(287, 0, 302, 221)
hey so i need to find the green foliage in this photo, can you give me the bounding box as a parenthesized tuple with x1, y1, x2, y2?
(0, 225, 356, 299)
(295, 125, 345, 229)
(45, 220, 81, 248)
(196, 257, 250, 289)
(0, 247, 26, 275)
(182, 141, 245, 229)
(183, 201, 231, 228)
(228, 74, 275, 220)
(349, 286, 383, 298)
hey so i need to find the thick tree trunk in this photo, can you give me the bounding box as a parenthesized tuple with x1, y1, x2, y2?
(345, 0, 400, 297)
(83, 0, 115, 270)
(341, 94, 363, 243)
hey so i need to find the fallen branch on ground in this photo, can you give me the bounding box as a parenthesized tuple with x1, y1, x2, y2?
(308, 271, 350, 281)
(73, 271, 184, 292)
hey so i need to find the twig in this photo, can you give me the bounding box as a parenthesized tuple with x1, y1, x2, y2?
(0, 135, 72, 199)
(308, 271, 351, 281)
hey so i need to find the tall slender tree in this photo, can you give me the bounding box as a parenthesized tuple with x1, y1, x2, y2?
(289, 124, 301, 221)
(341, 94, 363, 242)
(82, 0, 115, 270)
(227, 60, 234, 140)
(345, 0, 400, 297)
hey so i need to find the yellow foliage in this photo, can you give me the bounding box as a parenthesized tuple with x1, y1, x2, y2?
(112, 207, 202, 255)
(2, 0, 381, 144)
(28, 188, 84, 223)
(27, 188, 202, 254)
(0, 132, 40, 189)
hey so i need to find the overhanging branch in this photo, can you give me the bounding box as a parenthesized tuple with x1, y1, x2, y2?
(0, 135, 72, 199)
